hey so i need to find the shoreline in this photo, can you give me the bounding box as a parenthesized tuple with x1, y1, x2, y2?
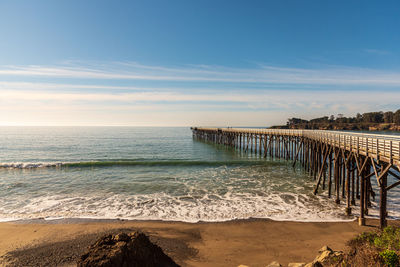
(1, 218, 397, 266)
(1, 215, 358, 224)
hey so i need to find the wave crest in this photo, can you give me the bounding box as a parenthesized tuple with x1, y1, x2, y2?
(0, 160, 276, 169)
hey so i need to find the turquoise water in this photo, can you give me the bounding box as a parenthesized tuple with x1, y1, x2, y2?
(0, 127, 398, 222)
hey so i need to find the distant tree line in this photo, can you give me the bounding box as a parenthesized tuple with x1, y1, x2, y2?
(287, 110, 400, 126)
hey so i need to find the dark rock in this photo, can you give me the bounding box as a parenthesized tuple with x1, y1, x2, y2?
(77, 231, 180, 267)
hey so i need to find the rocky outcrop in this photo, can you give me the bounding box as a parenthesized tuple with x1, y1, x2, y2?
(77, 231, 179, 267)
(299, 246, 343, 267)
(288, 263, 306, 267)
(264, 246, 344, 267)
(313, 246, 343, 266)
(304, 263, 323, 267)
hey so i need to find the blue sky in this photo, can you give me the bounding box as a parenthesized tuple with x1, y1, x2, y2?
(0, 0, 399, 126)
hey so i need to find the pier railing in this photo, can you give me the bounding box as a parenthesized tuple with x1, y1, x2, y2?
(194, 127, 400, 167)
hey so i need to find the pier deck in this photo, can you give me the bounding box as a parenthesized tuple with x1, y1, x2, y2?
(191, 127, 400, 228)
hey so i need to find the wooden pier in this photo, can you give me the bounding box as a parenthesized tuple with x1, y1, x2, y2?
(191, 127, 400, 228)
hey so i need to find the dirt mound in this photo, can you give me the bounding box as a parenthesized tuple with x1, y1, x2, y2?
(77, 231, 180, 267)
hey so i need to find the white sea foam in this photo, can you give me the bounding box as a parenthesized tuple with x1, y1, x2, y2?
(1, 163, 399, 223)
(2, 164, 399, 223)
(1, 191, 388, 223)
(0, 162, 63, 169)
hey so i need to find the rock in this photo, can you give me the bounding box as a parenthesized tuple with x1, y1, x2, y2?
(329, 251, 344, 264)
(288, 263, 306, 267)
(77, 231, 180, 267)
(266, 261, 282, 267)
(314, 249, 332, 263)
(332, 251, 343, 257)
(310, 246, 344, 266)
(114, 233, 130, 242)
(305, 262, 323, 267)
(318, 245, 332, 253)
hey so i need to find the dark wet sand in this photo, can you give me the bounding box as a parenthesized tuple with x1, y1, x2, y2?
(0, 218, 395, 267)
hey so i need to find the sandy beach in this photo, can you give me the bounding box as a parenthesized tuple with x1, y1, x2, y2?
(0, 218, 394, 267)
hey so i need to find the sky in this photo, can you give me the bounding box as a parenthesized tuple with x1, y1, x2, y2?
(0, 0, 399, 126)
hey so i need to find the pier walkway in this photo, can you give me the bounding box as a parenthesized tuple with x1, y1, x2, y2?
(191, 127, 400, 228)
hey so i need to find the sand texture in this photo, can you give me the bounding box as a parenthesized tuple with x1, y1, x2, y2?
(0, 218, 390, 267)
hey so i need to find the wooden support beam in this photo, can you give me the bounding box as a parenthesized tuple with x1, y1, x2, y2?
(386, 180, 400, 191)
(380, 163, 388, 229)
(313, 146, 331, 194)
(388, 169, 400, 180)
(263, 135, 268, 158)
(346, 157, 352, 215)
(342, 154, 346, 198)
(371, 158, 392, 187)
(328, 153, 332, 198)
(364, 161, 370, 216)
(292, 140, 304, 167)
(283, 137, 291, 160)
(371, 158, 380, 186)
(322, 159, 327, 190)
(250, 134, 253, 153)
(354, 154, 369, 173)
(365, 168, 381, 179)
(255, 135, 257, 153)
(359, 158, 366, 226)
(378, 163, 393, 183)
(351, 161, 356, 205)
(335, 151, 340, 204)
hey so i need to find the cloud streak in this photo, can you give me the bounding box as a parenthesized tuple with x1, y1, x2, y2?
(1, 62, 400, 86)
(364, 49, 391, 55)
(1, 88, 398, 110)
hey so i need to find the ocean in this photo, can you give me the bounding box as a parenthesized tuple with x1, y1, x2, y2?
(0, 126, 399, 222)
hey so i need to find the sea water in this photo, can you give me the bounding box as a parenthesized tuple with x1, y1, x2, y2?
(0, 127, 399, 222)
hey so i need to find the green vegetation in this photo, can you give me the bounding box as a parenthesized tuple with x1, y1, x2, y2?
(354, 231, 377, 244)
(374, 227, 400, 250)
(289, 110, 400, 125)
(346, 226, 400, 266)
(271, 109, 400, 131)
(380, 250, 399, 267)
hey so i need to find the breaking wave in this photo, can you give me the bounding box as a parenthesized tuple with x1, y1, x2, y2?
(0, 192, 360, 223)
(0, 160, 278, 169)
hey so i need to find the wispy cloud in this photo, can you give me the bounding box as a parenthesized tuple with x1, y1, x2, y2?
(1, 61, 400, 86)
(0, 88, 398, 110)
(364, 49, 391, 55)
(0, 81, 147, 91)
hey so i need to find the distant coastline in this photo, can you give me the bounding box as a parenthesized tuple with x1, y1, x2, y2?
(271, 109, 400, 132)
